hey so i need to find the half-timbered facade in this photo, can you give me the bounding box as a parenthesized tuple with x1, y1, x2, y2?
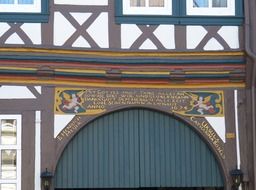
(0, 0, 255, 190)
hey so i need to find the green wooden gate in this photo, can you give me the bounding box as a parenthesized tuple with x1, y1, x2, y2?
(54, 109, 224, 189)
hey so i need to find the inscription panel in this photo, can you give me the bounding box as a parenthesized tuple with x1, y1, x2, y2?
(55, 88, 224, 117)
(189, 116, 225, 159)
(54, 87, 226, 159)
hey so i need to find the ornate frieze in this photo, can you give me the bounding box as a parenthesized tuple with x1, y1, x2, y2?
(55, 88, 224, 117)
(54, 87, 226, 159)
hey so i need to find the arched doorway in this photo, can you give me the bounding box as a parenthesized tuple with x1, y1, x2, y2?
(54, 109, 224, 189)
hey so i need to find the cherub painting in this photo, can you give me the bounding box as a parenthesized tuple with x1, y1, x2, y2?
(192, 96, 215, 115)
(60, 90, 86, 114)
(181, 92, 223, 116)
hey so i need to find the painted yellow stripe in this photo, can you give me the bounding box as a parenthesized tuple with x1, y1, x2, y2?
(0, 67, 36, 71)
(122, 71, 170, 75)
(55, 69, 106, 74)
(0, 48, 245, 57)
(0, 78, 245, 89)
(0, 67, 106, 74)
(0, 67, 236, 75)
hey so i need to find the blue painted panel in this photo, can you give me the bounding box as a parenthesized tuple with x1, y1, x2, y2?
(0, 55, 245, 65)
(54, 109, 224, 188)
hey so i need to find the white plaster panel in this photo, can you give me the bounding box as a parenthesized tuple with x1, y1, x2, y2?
(0, 23, 10, 37)
(217, 26, 239, 49)
(153, 25, 175, 49)
(121, 24, 142, 49)
(139, 39, 157, 50)
(21, 23, 41, 45)
(54, 12, 76, 46)
(186, 26, 207, 49)
(5, 33, 24, 45)
(54, 0, 108, 5)
(0, 86, 36, 99)
(204, 38, 224, 50)
(70, 12, 92, 25)
(205, 117, 226, 143)
(87, 12, 109, 48)
(54, 114, 75, 137)
(72, 36, 91, 48)
(34, 86, 41, 94)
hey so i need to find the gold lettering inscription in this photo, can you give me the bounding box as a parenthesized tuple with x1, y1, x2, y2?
(57, 116, 82, 141)
(190, 116, 225, 159)
(84, 90, 187, 110)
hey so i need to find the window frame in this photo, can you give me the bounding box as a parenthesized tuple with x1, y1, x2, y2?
(115, 0, 243, 25)
(0, 115, 21, 190)
(0, 0, 49, 23)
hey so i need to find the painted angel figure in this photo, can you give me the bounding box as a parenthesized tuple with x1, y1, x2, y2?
(193, 96, 215, 115)
(62, 93, 83, 114)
